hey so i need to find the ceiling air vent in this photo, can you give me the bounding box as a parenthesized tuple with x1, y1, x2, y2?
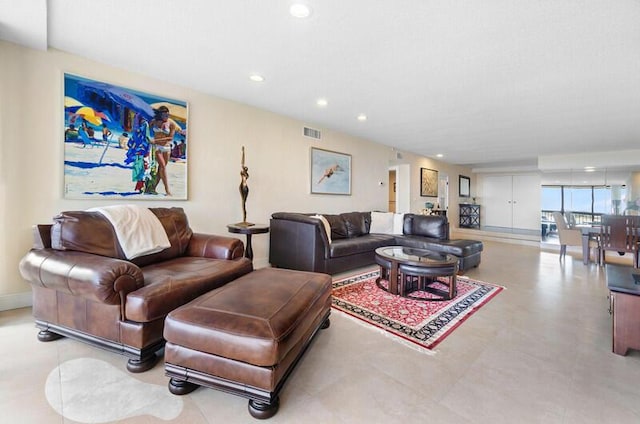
(303, 127, 321, 140)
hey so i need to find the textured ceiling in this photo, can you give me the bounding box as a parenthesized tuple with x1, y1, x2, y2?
(3, 0, 640, 167)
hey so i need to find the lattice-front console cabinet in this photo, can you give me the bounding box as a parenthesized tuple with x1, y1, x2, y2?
(459, 204, 480, 228)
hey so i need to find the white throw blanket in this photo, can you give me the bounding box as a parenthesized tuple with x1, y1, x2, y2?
(88, 205, 171, 259)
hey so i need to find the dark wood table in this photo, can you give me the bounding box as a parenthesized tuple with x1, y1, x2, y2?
(578, 225, 601, 264)
(226, 224, 269, 260)
(606, 264, 640, 355)
(374, 246, 458, 301)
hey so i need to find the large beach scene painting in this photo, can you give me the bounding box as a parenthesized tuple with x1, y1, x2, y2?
(63, 73, 188, 199)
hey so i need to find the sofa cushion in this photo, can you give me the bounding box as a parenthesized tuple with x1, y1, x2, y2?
(393, 213, 405, 235)
(398, 235, 483, 257)
(404, 214, 448, 240)
(341, 212, 371, 237)
(324, 214, 348, 240)
(370, 212, 394, 234)
(441, 239, 484, 256)
(329, 234, 395, 258)
(310, 214, 332, 244)
(130, 208, 193, 267)
(50, 207, 192, 265)
(126, 256, 253, 322)
(51, 211, 126, 259)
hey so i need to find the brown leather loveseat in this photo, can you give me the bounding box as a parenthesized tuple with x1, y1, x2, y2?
(19, 207, 253, 372)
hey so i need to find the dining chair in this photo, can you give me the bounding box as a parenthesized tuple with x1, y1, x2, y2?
(566, 212, 577, 228)
(600, 215, 640, 268)
(552, 212, 600, 263)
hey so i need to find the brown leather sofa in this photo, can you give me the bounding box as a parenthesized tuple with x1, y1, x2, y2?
(269, 211, 483, 275)
(19, 207, 253, 372)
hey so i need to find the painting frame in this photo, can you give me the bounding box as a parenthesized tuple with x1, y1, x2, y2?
(63, 73, 189, 200)
(310, 147, 352, 195)
(420, 168, 438, 197)
(459, 175, 471, 197)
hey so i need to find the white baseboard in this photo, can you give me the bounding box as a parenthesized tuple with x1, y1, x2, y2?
(254, 257, 271, 269)
(0, 291, 32, 311)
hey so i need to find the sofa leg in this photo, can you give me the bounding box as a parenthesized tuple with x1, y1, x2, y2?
(168, 378, 198, 395)
(126, 353, 159, 373)
(321, 318, 331, 329)
(248, 397, 279, 419)
(37, 329, 63, 342)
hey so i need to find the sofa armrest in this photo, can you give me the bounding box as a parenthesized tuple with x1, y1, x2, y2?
(270, 212, 331, 245)
(186, 233, 245, 260)
(269, 214, 330, 272)
(271, 212, 320, 225)
(19, 249, 144, 306)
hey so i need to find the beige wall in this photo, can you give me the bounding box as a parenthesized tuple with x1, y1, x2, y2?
(0, 41, 473, 309)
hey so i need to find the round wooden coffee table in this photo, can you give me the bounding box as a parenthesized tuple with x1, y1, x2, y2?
(374, 246, 458, 301)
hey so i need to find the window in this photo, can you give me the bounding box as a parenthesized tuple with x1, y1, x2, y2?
(594, 187, 612, 214)
(542, 185, 614, 225)
(565, 187, 592, 213)
(541, 186, 562, 211)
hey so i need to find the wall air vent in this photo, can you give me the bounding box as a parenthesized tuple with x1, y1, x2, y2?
(303, 127, 321, 140)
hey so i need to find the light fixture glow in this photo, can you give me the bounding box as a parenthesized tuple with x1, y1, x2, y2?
(316, 98, 328, 107)
(436, 154, 444, 158)
(249, 74, 265, 82)
(356, 113, 367, 121)
(584, 166, 596, 172)
(290, 4, 311, 18)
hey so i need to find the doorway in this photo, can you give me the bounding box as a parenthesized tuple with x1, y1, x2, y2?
(388, 170, 396, 212)
(389, 164, 410, 213)
(438, 173, 449, 211)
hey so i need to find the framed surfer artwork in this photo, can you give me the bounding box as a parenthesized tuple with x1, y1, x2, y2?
(310, 147, 351, 195)
(63, 73, 188, 199)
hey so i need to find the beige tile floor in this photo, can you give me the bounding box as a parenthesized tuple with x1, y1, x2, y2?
(2, 241, 640, 423)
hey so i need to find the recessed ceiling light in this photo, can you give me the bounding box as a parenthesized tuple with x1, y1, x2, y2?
(584, 166, 595, 172)
(356, 113, 367, 121)
(316, 98, 328, 107)
(249, 74, 265, 82)
(290, 3, 312, 18)
(436, 154, 444, 158)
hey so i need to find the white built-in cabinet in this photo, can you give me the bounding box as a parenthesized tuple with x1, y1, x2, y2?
(482, 174, 540, 231)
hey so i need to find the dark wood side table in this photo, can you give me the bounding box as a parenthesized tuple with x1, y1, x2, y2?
(606, 264, 640, 355)
(227, 224, 269, 260)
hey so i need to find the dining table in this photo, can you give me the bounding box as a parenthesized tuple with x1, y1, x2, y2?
(577, 224, 601, 264)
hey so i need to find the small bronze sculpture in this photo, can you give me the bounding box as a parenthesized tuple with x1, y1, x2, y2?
(237, 146, 254, 227)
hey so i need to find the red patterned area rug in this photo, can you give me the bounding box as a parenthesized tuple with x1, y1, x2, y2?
(332, 268, 504, 352)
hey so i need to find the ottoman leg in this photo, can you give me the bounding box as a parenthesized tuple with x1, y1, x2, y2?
(248, 397, 279, 419)
(168, 378, 199, 395)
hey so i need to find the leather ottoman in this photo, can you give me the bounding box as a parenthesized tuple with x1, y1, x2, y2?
(163, 267, 332, 419)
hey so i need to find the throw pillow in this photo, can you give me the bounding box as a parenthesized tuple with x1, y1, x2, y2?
(393, 213, 405, 235)
(370, 211, 394, 234)
(310, 214, 332, 244)
(324, 214, 347, 239)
